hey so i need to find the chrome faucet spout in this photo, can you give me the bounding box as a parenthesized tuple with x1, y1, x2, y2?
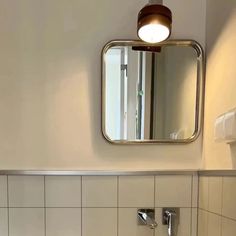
(137, 209, 158, 229)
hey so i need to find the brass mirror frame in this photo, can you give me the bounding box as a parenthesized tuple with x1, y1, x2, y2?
(101, 40, 205, 144)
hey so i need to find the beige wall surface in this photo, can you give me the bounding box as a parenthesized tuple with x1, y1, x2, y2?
(0, 0, 206, 169)
(203, 0, 236, 169)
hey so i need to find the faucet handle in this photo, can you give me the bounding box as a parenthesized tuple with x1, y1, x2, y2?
(137, 209, 158, 229)
(162, 208, 179, 236)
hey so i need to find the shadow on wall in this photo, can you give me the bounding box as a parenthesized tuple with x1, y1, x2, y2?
(206, 1, 236, 55)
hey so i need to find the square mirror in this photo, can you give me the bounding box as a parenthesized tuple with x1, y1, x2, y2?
(102, 40, 205, 144)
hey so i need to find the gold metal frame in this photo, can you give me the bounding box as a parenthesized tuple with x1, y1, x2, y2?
(101, 40, 205, 144)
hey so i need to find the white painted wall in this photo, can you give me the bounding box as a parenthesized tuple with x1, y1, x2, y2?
(0, 0, 206, 169)
(203, 0, 236, 169)
(165, 0, 206, 46)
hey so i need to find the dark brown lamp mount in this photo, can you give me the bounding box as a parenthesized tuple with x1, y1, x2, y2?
(137, 0, 172, 43)
(132, 46, 162, 53)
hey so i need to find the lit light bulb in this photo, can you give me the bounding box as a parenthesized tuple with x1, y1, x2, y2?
(138, 23, 170, 43)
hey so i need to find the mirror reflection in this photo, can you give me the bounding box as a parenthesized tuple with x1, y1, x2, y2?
(103, 41, 204, 143)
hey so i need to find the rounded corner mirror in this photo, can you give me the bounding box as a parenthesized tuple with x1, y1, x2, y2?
(102, 40, 205, 144)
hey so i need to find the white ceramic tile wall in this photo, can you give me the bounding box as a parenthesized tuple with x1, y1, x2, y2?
(8, 176, 44, 207)
(222, 177, 236, 220)
(198, 209, 208, 236)
(199, 176, 209, 210)
(9, 208, 45, 236)
(222, 217, 236, 236)
(0, 208, 8, 236)
(0, 174, 197, 236)
(82, 208, 117, 236)
(198, 176, 236, 236)
(192, 174, 199, 208)
(207, 213, 221, 236)
(46, 208, 81, 236)
(191, 208, 198, 236)
(119, 176, 155, 207)
(0, 176, 7, 207)
(155, 175, 192, 207)
(45, 176, 81, 207)
(82, 176, 117, 207)
(208, 177, 222, 215)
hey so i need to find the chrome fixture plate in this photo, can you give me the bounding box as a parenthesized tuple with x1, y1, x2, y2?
(137, 208, 157, 229)
(162, 208, 179, 225)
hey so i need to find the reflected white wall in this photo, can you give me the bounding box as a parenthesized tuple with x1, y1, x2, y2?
(105, 50, 121, 140)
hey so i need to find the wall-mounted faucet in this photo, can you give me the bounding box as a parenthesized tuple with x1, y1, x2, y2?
(137, 209, 158, 229)
(162, 208, 179, 236)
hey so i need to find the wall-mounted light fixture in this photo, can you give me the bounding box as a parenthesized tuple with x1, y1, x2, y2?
(137, 0, 172, 43)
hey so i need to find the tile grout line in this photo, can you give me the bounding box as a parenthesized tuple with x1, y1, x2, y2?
(81, 176, 83, 236)
(117, 176, 119, 236)
(199, 208, 236, 223)
(218, 214, 236, 223)
(220, 213, 223, 236)
(207, 176, 209, 212)
(207, 177, 209, 236)
(196, 175, 200, 236)
(7, 175, 9, 236)
(220, 177, 223, 236)
(0, 206, 197, 209)
(154, 175, 156, 209)
(153, 175, 156, 236)
(191, 175, 193, 207)
(44, 176, 46, 236)
(190, 175, 193, 236)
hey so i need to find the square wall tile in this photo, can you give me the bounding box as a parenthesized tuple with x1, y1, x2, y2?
(207, 212, 221, 236)
(8, 176, 44, 207)
(9, 208, 44, 236)
(199, 177, 209, 210)
(46, 208, 81, 236)
(118, 208, 153, 236)
(82, 176, 117, 207)
(0, 176, 7, 207)
(45, 176, 81, 207)
(155, 208, 191, 236)
(155, 175, 192, 207)
(119, 176, 154, 207)
(192, 174, 198, 208)
(198, 209, 208, 236)
(222, 217, 236, 236)
(82, 208, 117, 236)
(222, 177, 236, 220)
(191, 208, 198, 236)
(208, 177, 222, 215)
(0, 208, 8, 236)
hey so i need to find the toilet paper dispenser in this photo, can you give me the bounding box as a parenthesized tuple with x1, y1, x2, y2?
(214, 109, 236, 143)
